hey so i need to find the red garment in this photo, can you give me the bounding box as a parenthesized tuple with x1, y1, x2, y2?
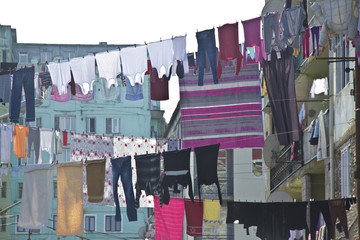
(185, 199, 203, 237)
(62, 131, 68, 146)
(150, 66, 169, 101)
(302, 28, 310, 59)
(217, 22, 243, 79)
(242, 17, 262, 68)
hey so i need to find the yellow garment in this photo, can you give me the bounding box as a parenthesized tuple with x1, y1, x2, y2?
(262, 76, 267, 97)
(203, 199, 221, 225)
(293, 48, 300, 57)
(13, 125, 28, 158)
(56, 161, 83, 236)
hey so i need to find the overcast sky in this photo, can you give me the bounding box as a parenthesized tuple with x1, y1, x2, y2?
(1, 0, 265, 122)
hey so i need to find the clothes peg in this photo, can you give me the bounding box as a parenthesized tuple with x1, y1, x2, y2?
(118, 46, 120, 51)
(106, 49, 109, 53)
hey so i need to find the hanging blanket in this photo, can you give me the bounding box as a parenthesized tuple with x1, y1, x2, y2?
(18, 164, 53, 229)
(179, 64, 264, 149)
(154, 196, 184, 240)
(56, 161, 83, 236)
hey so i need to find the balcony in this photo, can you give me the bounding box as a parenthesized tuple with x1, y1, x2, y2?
(270, 143, 303, 191)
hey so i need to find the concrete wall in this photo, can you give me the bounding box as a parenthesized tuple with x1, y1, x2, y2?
(233, 148, 266, 240)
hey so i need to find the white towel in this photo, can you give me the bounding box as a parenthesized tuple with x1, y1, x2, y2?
(18, 164, 54, 229)
(95, 51, 121, 88)
(147, 39, 174, 77)
(172, 35, 189, 75)
(120, 46, 147, 86)
(47, 62, 71, 95)
(69, 55, 96, 94)
(40, 128, 53, 163)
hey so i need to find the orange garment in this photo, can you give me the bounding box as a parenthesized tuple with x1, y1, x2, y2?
(13, 125, 28, 158)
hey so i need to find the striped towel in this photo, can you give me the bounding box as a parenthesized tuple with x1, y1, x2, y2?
(38, 72, 52, 89)
(154, 196, 184, 240)
(179, 64, 264, 150)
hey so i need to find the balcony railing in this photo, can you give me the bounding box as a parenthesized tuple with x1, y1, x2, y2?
(270, 143, 303, 191)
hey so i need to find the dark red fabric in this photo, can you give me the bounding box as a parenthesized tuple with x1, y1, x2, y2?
(242, 17, 262, 68)
(185, 199, 203, 237)
(62, 131, 68, 146)
(217, 22, 243, 79)
(150, 68, 169, 101)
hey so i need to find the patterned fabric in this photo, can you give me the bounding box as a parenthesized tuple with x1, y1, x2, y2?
(113, 137, 157, 208)
(70, 134, 167, 208)
(179, 64, 264, 149)
(70, 133, 114, 206)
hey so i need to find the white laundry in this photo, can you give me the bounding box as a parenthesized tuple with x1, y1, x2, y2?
(310, 77, 328, 98)
(317, 110, 327, 160)
(311, 0, 358, 46)
(47, 62, 71, 95)
(18, 164, 54, 229)
(40, 128, 53, 164)
(120, 45, 148, 86)
(0, 166, 8, 176)
(95, 50, 121, 88)
(69, 55, 96, 94)
(172, 35, 189, 75)
(0, 123, 13, 164)
(147, 39, 174, 78)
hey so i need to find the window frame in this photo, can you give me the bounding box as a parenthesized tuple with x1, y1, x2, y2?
(18, 182, 23, 199)
(18, 52, 29, 64)
(84, 214, 96, 233)
(1, 217, 6, 232)
(55, 115, 76, 132)
(86, 117, 96, 134)
(16, 216, 40, 234)
(104, 215, 122, 233)
(52, 215, 57, 230)
(1, 182, 6, 198)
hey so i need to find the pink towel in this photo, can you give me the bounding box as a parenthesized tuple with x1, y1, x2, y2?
(154, 196, 184, 240)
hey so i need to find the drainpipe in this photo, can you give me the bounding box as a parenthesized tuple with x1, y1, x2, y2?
(329, 50, 335, 199)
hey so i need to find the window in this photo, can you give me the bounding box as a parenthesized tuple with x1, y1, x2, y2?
(18, 52, 28, 64)
(2, 50, 7, 62)
(40, 51, 52, 64)
(1, 182, 6, 198)
(52, 215, 57, 230)
(16, 216, 40, 234)
(335, 35, 352, 93)
(84, 215, 96, 232)
(1, 218, 6, 232)
(59, 148, 71, 163)
(106, 118, 120, 134)
(252, 149, 263, 176)
(18, 183, 23, 199)
(86, 118, 96, 134)
(55, 116, 76, 131)
(64, 51, 75, 60)
(16, 216, 25, 233)
(341, 146, 351, 198)
(105, 215, 121, 232)
(53, 182, 57, 198)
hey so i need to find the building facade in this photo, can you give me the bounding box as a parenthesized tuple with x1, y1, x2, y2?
(0, 25, 167, 239)
(262, 0, 359, 239)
